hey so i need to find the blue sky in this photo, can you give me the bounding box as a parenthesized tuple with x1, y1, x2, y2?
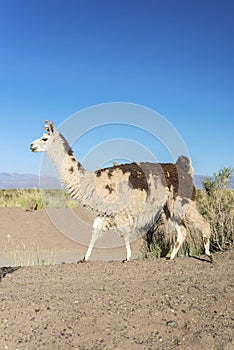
(0, 0, 233, 176)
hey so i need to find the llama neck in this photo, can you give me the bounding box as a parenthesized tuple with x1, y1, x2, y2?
(45, 132, 102, 215)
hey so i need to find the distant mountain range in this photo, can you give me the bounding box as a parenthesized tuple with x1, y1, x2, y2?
(0, 172, 60, 189)
(193, 175, 234, 189)
(0, 172, 233, 190)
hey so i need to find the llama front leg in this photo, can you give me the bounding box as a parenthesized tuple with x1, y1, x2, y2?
(120, 230, 132, 262)
(124, 235, 131, 262)
(79, 216, 106, 263)
(84, 230, 99, 262)
(170, 222, 187, 259)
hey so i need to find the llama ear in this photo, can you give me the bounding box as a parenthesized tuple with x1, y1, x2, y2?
(44, 120, 55, 134)
(48, 121, 55, 134)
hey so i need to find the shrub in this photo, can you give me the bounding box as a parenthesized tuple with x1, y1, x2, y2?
(197, 167, 234, 251)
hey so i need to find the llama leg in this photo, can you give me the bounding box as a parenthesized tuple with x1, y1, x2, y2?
(201, 222, 213, 262)
(124, 235, 131, 262)
(203, 236, 212, 262)
(170, 222, 187, 259)
(122, 231, 132, 262)
(187, 205, 213, 262)
(84, 230, 99, 261)
(79, 217, 105, 262)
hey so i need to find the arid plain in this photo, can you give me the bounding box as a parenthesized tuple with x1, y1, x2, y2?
(0, 208, 233, 350)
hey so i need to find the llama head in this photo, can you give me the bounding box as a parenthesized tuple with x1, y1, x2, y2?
(30, 121, 57, 152)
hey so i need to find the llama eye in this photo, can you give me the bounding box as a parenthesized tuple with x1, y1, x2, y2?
(42, 137, 48, 141)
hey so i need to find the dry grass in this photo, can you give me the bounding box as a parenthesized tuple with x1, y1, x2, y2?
(0, 189, 79, 210)
(2, 235, 56, 266)
(0, 189, 42, 210)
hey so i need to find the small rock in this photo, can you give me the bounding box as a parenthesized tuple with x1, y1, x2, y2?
(166, 320, 178, 328)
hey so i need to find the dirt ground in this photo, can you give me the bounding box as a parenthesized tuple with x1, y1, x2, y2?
(0, 208, 143, 266)
(0, 208, 233, 350)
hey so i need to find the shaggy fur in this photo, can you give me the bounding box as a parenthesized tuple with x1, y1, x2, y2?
(30, 121, 212, 262)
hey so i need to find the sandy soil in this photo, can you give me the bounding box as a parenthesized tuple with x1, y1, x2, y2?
(0, 208, 233, 350)
(0, 208, 142, 266)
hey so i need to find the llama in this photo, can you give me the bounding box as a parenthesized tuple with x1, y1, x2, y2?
(30, 121, 212, 262)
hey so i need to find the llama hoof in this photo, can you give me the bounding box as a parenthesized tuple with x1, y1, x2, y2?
(122, 258, 129, 263)
(207, 254, 213, 263)
(77, 257, 87, 264)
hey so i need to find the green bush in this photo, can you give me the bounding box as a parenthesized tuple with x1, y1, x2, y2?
(197, 167, 234, 251)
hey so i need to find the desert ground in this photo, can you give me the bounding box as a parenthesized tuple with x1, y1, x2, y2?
(0, 208, 233, 350)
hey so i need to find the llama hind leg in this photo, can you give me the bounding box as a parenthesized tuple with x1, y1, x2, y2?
(170, 222, 187, 260)
(200, 221, 213, 262)
(187, 205, 213, 262)
(203, 235, 212, 262)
